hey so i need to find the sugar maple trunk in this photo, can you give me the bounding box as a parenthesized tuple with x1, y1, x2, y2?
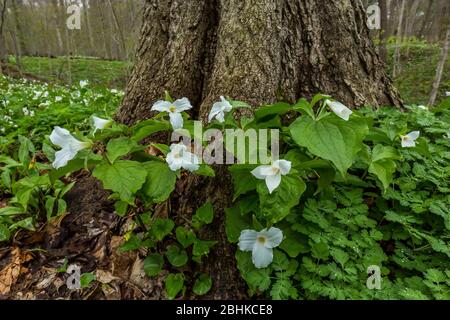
(116, 0, 402, 299)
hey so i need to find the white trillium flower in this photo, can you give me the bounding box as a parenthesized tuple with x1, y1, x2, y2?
(208, 96, 233, 123)
(55, 96, 63, 102)
(238, 228, 283, 269)
(50, 127, 92, 169)
(446, 91, 450, 97)
(166, 143, 200, 172)
(151, 98, 193, 130)
(325, 100, 353, 121)
(92, 116, 113, 133)
(417, 105, 428, 110)
(401, 131, 420, 148)
(79, 80, 89, 88)
(251, 160, 291, 194)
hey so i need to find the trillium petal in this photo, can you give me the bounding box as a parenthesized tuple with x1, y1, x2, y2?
(401, 137, 416, 148)
(151, 100, 172, 112)
(182, 152, 200, 172)
(169, 112, 184, 130)
(339, 108, 353, 121)
(251, 165, 272, 179)
(173, 98, 193, 112)
(265, 174, 281, 194)
(167, 158, 183, 171)
(261, 228, 283, 249)
(208, 103, 224, 122)
(238, 230, 258, 251)
(252, 242, 273, 269)
(220, 96, 233, 112)
(407, 131, 420, 140)
(53, 148, 77, 169)
(170, 143, 187, 153)
(93, 116, 112, 131)
(214, 111, 226, 123)
(326, 100, 353, 121)
(50, 126, 73, 148)
(274, 160, 291, 175)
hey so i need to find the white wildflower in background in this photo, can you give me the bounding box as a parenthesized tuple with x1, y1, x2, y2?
(238, 228, 283, 269)
(446, 91, 450, 97)
(151, 98, 193, 130)
(417, 105, 428, 110)
(166, 143, 200, 172)
(251, 160, 292, 194)
(401, 131, 420, 148)
(208, 96, 233, 123)
(33, 91, 42, 100)
(325, 100, 353, 121)
(92, 116, 113, 133)
(22, 107, 35, 117)
(50, 127, 92, 169)
(79, 80, 89, 88)
(55, 96, 63, 102)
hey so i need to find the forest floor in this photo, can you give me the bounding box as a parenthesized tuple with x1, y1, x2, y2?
(7, 56, 132, 89)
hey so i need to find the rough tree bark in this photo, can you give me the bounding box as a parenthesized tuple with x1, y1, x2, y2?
(115, 0, 402, 299)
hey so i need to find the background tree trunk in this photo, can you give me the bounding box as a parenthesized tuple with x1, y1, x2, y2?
(428, 23, 450, 106)
(379, 0, 388, 63)
(116, 0, 402, 299)
(0, 0, 8, 73)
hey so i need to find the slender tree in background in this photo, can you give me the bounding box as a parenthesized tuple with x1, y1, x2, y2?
(0, 0, 8, 73)
(10, 0, 27, 56)
(379, 0, 388, 63)
(429, 23, 450, 106)
(393, 0, 406, 77)
(116, 0, 402, 299)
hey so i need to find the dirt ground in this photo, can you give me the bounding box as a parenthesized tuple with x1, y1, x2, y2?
(0, 175, 166, 300)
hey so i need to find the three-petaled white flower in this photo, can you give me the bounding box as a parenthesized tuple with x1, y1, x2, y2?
(50, 127, 92, 169)
(166, 143, 200, 172)
(92, 116, 113, 133)
(251, 160, 291, 194)
(238, 228, 283, 269)
(401, 131, 420, 148)
(208, 96, 233, 123)
(417, 105, 428, 110)
(325, 100, 353, 121)
(151, 98, 192, 130)
(79, 80, 89, 88)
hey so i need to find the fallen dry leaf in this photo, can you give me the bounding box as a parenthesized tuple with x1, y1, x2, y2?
(0, 248, 33, 295)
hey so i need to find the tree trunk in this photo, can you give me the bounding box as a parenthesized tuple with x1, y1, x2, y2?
(428, 23, 450, 106)
(0, 0, 8, 74)
(10, 0, 28, 56)
(116, 0, 402, 299)
(81, 0, 96, 57)
(107, 0, 128, 60)
(404, 0, 421, 57)
(379, 0, 388, 63)
(393, 0, 406, 78)
(419, 0, 434, 39)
